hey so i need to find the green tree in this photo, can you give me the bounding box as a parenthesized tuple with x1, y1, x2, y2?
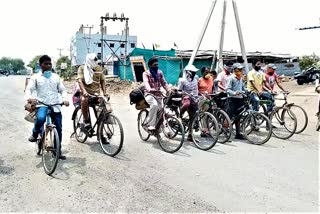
(28, 55, 42, 72)
(0, 57, 25, 74)
(56, 56, 72, 80)
(299, 53, 320, 70)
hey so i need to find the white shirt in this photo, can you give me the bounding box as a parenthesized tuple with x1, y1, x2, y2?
(25, 72, 67, 112)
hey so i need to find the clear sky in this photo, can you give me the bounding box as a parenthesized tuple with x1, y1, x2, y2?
(1, 0, 319, 65)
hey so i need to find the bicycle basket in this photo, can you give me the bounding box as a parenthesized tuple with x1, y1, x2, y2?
(24, 110, 37, 123)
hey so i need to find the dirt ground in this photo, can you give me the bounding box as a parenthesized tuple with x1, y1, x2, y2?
(0, 75, 318, 212)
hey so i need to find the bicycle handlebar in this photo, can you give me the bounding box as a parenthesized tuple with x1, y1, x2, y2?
(37, 101, 64, 107)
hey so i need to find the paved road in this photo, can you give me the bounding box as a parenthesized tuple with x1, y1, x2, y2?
(0, 76, 318, 212)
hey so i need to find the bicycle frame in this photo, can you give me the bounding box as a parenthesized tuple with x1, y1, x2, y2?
(82, 96, 112, 138)
(141, 92, 172, 135)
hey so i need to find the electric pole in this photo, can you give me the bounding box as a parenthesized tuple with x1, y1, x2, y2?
(80, 24, 94, 53)
(57, 48, 63, 58)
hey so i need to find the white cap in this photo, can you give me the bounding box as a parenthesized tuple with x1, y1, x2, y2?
(184, 64, 199, 72)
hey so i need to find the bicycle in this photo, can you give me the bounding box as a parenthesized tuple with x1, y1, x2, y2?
(206, 93, 232, 144)
(34, 101, 64, 175)
(277, 91, 308, 134)
(230, 91, 272, 145)
(166, 91, 220, 151)
(137, 91, 185, 153)
(72, 94, 124, 157)
(259, 92, 298, 139)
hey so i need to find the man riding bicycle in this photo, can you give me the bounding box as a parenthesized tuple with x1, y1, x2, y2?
(25, 55, 69, 160)
(177, 64, 201, 140)
(77, 53, 107, 132)
(265, 63, 287, 92)
(247, 58, 274, 113)
(143, 57, 170, 131)
(226, 63, 246, 140)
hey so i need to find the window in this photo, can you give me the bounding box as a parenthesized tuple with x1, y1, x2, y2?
(120, 43, 125, 48)
(97, 53, 101, 59)
(109, 43, 114, 48)
(131, 43, 136, 48)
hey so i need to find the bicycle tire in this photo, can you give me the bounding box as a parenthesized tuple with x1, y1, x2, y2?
(212, 109, 232, 144)
(42, 128, 60, 175)
(242, 112, 272, 145)
(72, 106, 88, 143)
(98, 114, 124, 157)
(190, 112, 219, 150)
(137, 110, 151, 141)
(157, 115, 185, 153)
(288, 104, 308, 134)
(271, 107, 297, 140)
(36, 138, 42, 156)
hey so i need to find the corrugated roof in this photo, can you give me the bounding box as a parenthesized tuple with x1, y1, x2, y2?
(174, 49, 296, 59)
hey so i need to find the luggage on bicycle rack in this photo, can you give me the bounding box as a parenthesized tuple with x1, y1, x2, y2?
(129, 85, 149, 110)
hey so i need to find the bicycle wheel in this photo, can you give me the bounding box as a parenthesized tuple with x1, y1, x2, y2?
(287, 104, 308, 134)
(213, 109, 232, 144)
(270, 107, 297, 140)
(157, 115, 185, 153)
(72, 106, 88, 143)
(98, 114, 124, 157)
(190, 112, 219, 151)
(137, 110, 150, 141)
(35, 138, 42, 156)
(42, 128, 60, 175)
(242, 112, 272, 145)
(257, 103, 267, 125)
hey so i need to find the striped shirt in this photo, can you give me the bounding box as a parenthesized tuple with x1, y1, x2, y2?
(178, 76, 199, 96)
(143, 70, 169, 96)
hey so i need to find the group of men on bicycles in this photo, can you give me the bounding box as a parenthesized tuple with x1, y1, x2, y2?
(142, 57, 288, 141)
(25, 53, 289, 159)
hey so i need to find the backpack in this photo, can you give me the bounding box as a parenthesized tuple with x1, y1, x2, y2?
(129, 85, 145, 105)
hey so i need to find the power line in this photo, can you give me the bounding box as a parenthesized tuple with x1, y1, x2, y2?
(297, 26, 320, 30)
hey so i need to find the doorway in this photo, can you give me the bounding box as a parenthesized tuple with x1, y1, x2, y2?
(133, 62, 144, 82)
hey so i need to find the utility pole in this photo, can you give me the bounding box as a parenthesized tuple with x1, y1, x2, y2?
(188, 0, 249, 74)
(57, 48, 63, 58)
(80, 24, 94, 53)
(100, 13, 129, 79)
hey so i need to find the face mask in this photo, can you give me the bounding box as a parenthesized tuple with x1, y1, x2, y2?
(204, 74, 211, 79)
(224, 66, 233, 74)
(150, 66, 158, 72)
(254, 66, 261, 71)
(186, 71, 196, 81)
(268, 71, 274, 75)
(43, 70, 52, 79)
